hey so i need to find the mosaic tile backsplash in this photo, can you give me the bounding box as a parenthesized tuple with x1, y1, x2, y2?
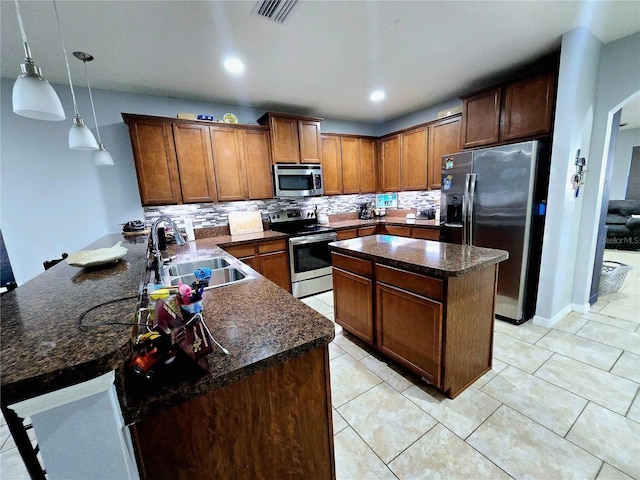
(144, 190, 441, 229)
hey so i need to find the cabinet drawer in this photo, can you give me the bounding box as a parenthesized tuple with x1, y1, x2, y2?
(375, 264, 443, 301)
(224, 244, 256, 258)
(258, 239, 287, 254)
(358, 226, 377, 237)
(411, 227, 440, 241)
(336, 229, 358, 240)
(331, 252, 372, 278)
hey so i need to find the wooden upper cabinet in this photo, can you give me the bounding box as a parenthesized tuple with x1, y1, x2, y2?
(340, 137, 360, 194)
(359, 138, 378, 193)
(428, 116, 461, 190)
(258, 112, 323, 164)
(321, 135, 343, 195)
(401, 126, 428, 191)
(241, 128, 274, 200)
(461, 87, 502, 148)
(172, 123, 217, 203)
(124, 115, 181, 205)
(501, 72, 556, 141)
(210, 126, 247, 202)
(380, 134, 401, 192)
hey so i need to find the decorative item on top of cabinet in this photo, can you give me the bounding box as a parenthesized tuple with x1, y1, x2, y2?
(427, 115, 461, 190)
(257, 112, 323, 164)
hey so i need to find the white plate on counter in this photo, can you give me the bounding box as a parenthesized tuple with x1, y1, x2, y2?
(66, 241, 128, 268)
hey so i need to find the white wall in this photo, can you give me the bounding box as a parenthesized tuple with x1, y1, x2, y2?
(533, 27, 602, 326)
(610, 127, 640, 199)
(572, 32, 640, 307)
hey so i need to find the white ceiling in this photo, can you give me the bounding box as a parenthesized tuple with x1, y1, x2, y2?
(1, 1, 639, 125)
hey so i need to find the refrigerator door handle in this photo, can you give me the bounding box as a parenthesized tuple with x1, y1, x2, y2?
(467, 173, 477, 246)
(463, 174, 470, 246)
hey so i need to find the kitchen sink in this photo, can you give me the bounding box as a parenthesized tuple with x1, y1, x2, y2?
(168, 267, 248, 289)
(167, 257, 230, 277)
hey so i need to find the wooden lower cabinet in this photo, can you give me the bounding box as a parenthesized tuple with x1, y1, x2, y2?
(132, 346, 335, 480)
(222, 240, 291, 292)
(380, 225, 411, 237)
(358, 226, 377, 237)
(410, 227, 440, 241)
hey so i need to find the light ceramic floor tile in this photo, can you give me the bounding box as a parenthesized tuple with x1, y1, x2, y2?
(388, 423, 511, 480)
(567, 402, 640, 479)
(333, 427, 396, 480)
(467, 405, 602, 480)
(493, 331, 553, 373)
(332, 408, 348, 435)
(315, 290, 334, 306)
(597, 463, 635, 480)
(359, 354, 414, 393)
(494, 319, 549, 344)
(332, 334, 370, 361)
(611, 351, 640, 383)
(337, 383, 436, 463)
(324, 312, 335, 322)
(301, 297, 334, 316)
(535, 354, 638, 415)
(574, 310, 640, 331)
(627, 393, 640, 423)
(553, 313, 589, 334)
(328, 341, 346, 360)
(472, 358, 508, 389)
(403, 384, 500, 439)
(591, 299, 608, 313)
(599, 302, 640, 324)
(601, 288, 640, 309)
(577, 321, 640, 354)
(481, 365, 587, 436)
(329, 353, 382, 408)
(535, 328, 623, 370)
(0, 448, 30, 480)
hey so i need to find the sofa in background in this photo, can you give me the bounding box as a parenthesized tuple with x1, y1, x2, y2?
(606, 200, 640, 250)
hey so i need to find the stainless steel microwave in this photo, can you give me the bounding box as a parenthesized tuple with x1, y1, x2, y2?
(273, 164, 324, 197)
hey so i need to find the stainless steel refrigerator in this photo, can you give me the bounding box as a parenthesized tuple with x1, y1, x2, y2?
(440, 140, 549, 324)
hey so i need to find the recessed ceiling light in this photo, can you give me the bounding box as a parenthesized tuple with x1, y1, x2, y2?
(224, 58, 245, 74)
(370, 90, 385, 102)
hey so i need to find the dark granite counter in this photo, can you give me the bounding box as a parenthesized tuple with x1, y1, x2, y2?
(329, 234, 508, 277)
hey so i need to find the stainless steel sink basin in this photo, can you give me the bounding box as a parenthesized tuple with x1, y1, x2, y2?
(167, 257, 230, 277)
(168, 267, 247, 289)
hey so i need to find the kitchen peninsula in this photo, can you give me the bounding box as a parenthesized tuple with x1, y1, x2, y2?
(0, 232, 336, 480)
(329, 235, 508, 398)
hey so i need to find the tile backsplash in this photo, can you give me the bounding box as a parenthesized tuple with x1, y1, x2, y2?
(144, 191, 441, 229)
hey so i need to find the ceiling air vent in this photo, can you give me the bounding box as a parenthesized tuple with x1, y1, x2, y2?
(253, 0, 298, 23)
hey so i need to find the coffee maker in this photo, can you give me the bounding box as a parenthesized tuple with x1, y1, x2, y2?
(358, 202, 373, 220)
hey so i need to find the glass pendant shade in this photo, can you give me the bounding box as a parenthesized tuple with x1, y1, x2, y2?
(69, 115, 98, 150)
(12, 60, 65, 121)
(94, 143, 114, 166)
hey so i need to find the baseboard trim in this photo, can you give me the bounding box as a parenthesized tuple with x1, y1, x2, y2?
(572, 302, 591, 314)
(532, 304, 572, 328)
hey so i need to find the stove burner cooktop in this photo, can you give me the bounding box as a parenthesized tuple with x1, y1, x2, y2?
(268, 208, 334, 236)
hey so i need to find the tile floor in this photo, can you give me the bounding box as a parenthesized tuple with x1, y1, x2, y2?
(1, 250, 638, 479)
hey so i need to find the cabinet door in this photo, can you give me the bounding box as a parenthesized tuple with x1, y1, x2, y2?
(358, 226, 377, 237)
(242, 129, 274, 200)
(340, 137, 360, 194)
(321, 136, 343, 195)
(380, 135, 401, 192)
(336, 229, 358, 240)
(401, 126, 428, 191)
(411, 227, 440, 241)
(172, 123, 217, 203)
(359, 138, 378, 193)
(270, 116, 300, 163)
(260, 250, 292, 292)
(333, 268, 373, 344)
(376, 283, 442, 386)
(428, 116, 461, 190)
(298, 120, 322, 164)
(128, 119, 181, 205)
(461, 87, 501, 148)
(238, 255, 259, 271)
(501, 72, 556, 141)
(210, 127, 248, 202)
(382, 225, 410, 237)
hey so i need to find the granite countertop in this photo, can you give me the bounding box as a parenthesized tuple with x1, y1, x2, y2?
(329, 234, 508, 277)
(1, 232, 334, 426)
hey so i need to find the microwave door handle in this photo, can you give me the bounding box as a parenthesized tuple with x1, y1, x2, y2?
(467, 173, 477, 247)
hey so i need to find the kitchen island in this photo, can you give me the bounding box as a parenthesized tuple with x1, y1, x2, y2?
(329, 234, 508, 398)
(1, 232, 335, 479)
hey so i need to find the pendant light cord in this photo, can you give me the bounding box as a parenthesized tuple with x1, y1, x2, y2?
(14, 0, 31, 58)
(83, 61, 102, 143)
(52, 0, 79, 117)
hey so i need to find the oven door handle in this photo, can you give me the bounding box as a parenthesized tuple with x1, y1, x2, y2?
(289, 233, 337, 245)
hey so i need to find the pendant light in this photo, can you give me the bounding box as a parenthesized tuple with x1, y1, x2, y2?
(11, 0, 65, 121)
(75, 52, 114, 166)
(53, 0, 98, 151)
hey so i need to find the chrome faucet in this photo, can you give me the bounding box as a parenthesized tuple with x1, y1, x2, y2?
(151, 216, 186, 283)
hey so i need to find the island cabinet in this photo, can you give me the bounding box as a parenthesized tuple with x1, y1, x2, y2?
(257, 112, 323, 164)
(329, 235, 507, 398)
(221, 239, 291, 292)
